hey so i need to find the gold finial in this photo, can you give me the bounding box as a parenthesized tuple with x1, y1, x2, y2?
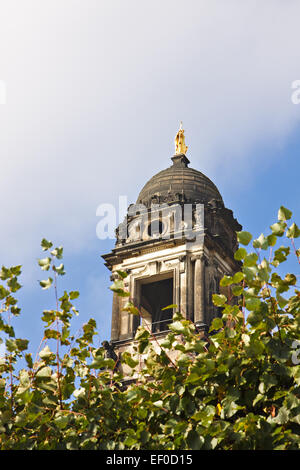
(174, 121, 188, 155)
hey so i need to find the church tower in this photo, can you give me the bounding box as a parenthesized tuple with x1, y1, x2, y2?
(102, 125, 242, 359)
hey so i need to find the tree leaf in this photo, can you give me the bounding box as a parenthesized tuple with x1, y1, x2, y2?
(41, 238, 53, 251)
(38, 257, 51, 271)
(237, 231, 252, 246)
(234, 247, 247, 260)
(212, 294, 227, 307)
(270, 221, 286, 237)
(50, 247, 63, 259)
(39, 277, 53, 290)
(278, 206, 292, 222)
(286, 223, 300, 239)
(220, 275, 233, 287)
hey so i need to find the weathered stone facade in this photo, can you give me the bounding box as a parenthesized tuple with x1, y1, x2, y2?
(102, 152, 241, 362)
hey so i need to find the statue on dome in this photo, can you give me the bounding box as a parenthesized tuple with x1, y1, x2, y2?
(174, 121, 188, 155)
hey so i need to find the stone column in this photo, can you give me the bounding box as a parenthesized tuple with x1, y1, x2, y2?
(178, 256, 186, 318)
(193, 255, 205, 326)
(186, 256, 194, 321)
(111, 291, 120, 341)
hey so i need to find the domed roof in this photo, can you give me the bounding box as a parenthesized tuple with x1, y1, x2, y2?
(137, 154, 223, 208)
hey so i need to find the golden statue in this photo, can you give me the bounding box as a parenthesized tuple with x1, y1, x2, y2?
(174, 121, 188, 155)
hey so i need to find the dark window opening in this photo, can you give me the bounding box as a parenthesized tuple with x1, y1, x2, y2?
(140, 278, 173, 333)
(148, 220, 165, 238)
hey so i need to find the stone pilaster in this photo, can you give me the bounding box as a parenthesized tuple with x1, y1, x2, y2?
(192, 254, 206, 329)
(111, 292, 120, 341)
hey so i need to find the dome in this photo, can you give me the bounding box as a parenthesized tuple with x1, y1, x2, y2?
(137, 154, 223, 208)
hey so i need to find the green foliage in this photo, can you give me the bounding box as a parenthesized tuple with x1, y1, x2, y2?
(0, 207, 299, 450)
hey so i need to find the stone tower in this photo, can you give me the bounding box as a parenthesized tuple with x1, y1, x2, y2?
(102, 126, 242, 359)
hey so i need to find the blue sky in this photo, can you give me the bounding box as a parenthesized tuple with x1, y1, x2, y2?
(0, 1, 300, 353)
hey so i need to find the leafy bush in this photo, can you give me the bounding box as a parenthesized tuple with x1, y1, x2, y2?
(0, 207, 299, 450)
